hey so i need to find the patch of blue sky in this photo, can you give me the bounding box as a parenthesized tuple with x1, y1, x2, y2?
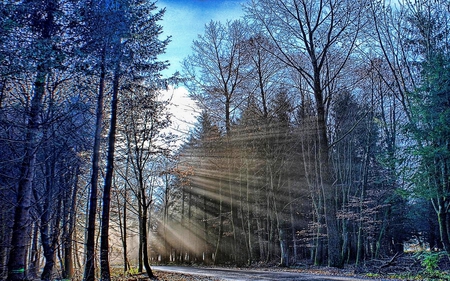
(158, 0, 246, 77)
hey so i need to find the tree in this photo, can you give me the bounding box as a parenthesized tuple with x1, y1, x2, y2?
(183, 20, 248, 135)
(246, 0, 367, 267)
(117, 85, 171, 277)
(82, 0, 169, 279)
(371, 0, 450, 253)
(5, 0, 73, 279)
(177, 110, 223, 263)
(407, 37, 450, 252)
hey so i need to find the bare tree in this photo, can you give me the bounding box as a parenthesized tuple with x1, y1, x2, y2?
(246, 0, 367, 267)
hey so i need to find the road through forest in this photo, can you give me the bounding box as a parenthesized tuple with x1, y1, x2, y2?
(152, 266, 383, 281)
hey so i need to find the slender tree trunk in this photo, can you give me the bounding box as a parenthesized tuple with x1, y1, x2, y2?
(117, 187, 129, 273)
(138, 193, 143, 272)
(315, 81, 342, 267)
(172, 186, 180, 263)
(238, 169, 250, 265)
(226, 139, 237, 263)
(203, 185, 210, 264)
(84, 48, 106, 281)
(255, 182, 265, 262)
(7, 64, 47, 281)
(142, 209, 153, 278)
(40, 176, 55, 281)
(436, 200, 450, 252)
(188, 189, 193, 262)
(246, 163, 253, 265)
(49, 194, 62, 280)
(137, 165, 153, 277)
(28, 222, 40, 279)
(266, 188, 272, 263)
(63, 167, 79, 279)
(41, 131, 58, 281)
(100, 64, 120, 281)
(289, 180, 298, 265)
(214, 180, 224, 264)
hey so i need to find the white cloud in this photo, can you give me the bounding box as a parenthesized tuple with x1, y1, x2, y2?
(161, 85, 200, 144)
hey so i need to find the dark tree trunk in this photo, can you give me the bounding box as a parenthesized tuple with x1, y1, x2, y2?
(63, 167, 79, 279)
(122, 195, 129, 272)
(28, 222, 40, 279)
(138, 195, 143, 272)
(313, 69, 342, 268)
(437, 200, 450, 252)
(7, 63, 47, 281)
(100, 64, 120, 281)
(214, 180, 224, 265)
(142, 210, 154, 278)
(7, 0, 58, 277)
(84, 49, 106, 281)
(40, 191, 55, 281)
(41, 133, 58, 281)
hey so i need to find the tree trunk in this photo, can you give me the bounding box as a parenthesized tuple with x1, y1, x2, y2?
(84, 48, 106, 281)
(314, 77, 342, 267)
(203, 184, 211, 264)
(63, 167, 79, 279)
(137, 163, 153, 278)
(289, 180, 298, 265)
(41, 133, 58, 281)
(214, 180, 224, 264)
(28, 222, 40, 279)
(436, 200, 450, 252)
(188, 189, 193, 262)
(142, 209, 154, 278)
(246, 163, 253, 265)
(138, 191, 143, 272)
(40, 185, 55, 281)
(7, 64, 47, 281)
(100, 64, 120, 281)
(117, 187, 129, 273)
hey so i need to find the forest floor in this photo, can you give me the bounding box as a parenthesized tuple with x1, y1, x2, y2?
(111, 253, 450, 281)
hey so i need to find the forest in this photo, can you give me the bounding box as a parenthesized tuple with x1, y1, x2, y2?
(1, 0, 450, 280)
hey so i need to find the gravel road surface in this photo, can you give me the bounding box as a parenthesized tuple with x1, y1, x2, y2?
(152, 266, 383, 281)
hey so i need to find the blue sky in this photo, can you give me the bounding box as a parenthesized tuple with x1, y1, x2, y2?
(158, 0, 246, 76)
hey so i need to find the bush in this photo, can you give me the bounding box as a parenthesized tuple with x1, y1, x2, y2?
(414, 251, 450, 280)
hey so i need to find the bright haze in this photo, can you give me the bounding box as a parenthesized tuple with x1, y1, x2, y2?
(158, 0, 246, 141)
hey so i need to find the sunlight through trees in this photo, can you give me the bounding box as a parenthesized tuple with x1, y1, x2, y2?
(1, 0, 450, 279)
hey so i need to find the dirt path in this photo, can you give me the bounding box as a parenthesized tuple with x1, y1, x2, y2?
(152, 266, 382, 281)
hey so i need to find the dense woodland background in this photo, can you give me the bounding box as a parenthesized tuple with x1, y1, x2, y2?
(1, 0, 450, 280)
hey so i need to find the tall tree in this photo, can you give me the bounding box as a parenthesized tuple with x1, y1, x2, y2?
(5, 0, 67, 279)
(183, 20, 248, 135)
(246, 0, 367, 267)
(83, 0, 110, 278)
(406, 16, 450, 253)
(83, 0, 169, 279)
(371, 0, 450, 253)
